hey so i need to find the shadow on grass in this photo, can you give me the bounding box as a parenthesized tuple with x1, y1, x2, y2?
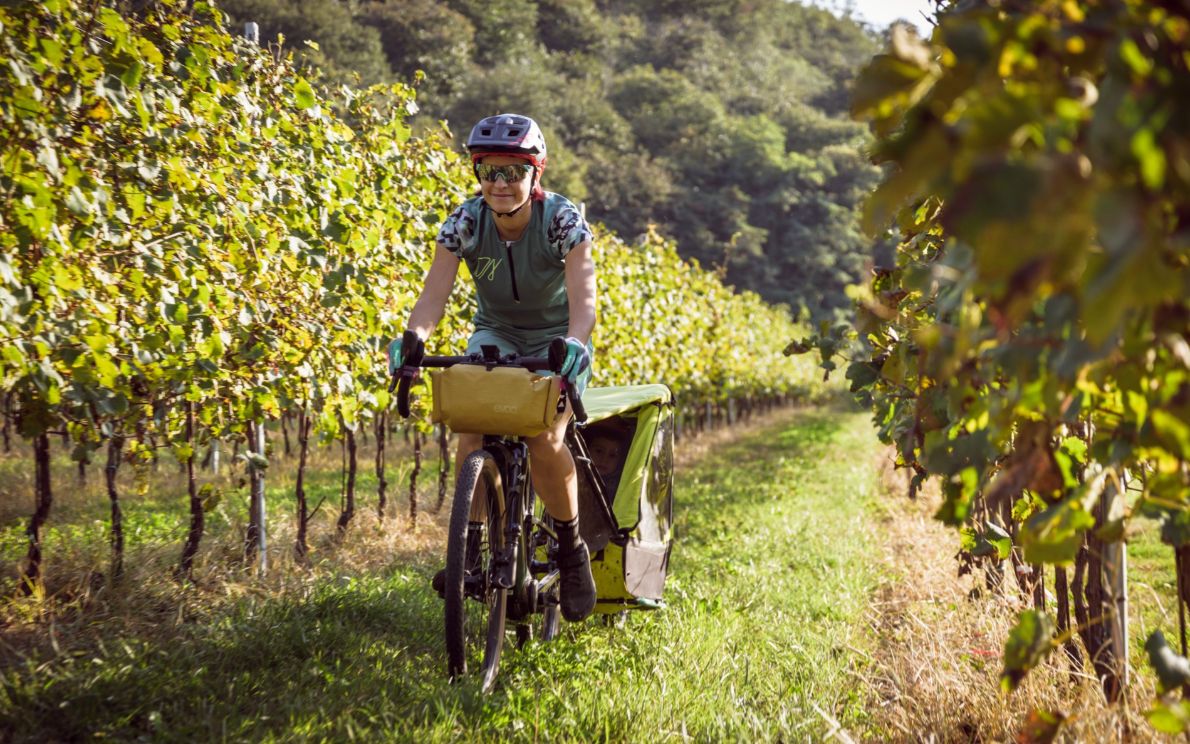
(0, 566, 496, 742)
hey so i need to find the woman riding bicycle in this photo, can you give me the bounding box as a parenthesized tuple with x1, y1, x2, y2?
(388, 114, 598, 623)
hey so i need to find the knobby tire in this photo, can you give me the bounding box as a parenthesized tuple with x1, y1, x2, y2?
(444, 450, 507, 692)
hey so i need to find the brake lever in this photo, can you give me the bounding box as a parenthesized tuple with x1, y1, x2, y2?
(562, 379, 587, 424)
(388, 365, 418, 392)
(548, 337, 587, 423)
(394, 366, 420, 418)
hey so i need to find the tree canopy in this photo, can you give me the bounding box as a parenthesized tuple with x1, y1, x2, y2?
(216, 0, 883, 319)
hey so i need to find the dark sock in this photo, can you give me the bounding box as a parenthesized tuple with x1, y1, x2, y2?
(554, 516, 582, 554)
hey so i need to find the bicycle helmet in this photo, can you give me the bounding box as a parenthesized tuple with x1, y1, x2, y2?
(466, 113, 548, 217)
(466, 113, 547, 168)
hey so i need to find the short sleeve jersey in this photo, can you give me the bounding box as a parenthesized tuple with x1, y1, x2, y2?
(436, 192, 593, 347)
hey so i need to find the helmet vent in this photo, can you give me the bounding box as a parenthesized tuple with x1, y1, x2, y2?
(466, 113, 546, 158)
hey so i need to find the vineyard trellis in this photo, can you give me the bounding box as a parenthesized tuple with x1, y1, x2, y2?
(0, 0, 819, 594)
(792, 0, 1189, 727)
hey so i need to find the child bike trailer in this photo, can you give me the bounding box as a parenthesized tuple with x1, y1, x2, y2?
(571, 384, 674, 614)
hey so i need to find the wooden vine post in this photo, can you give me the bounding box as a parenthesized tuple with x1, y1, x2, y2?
(294, 404, 312, 561)
(20, 433, 53, 595)
(280, 412, 292, 459)
(1073, 467, 1129, 703)
(1176, 544, 1190, 658)
(1100, 471, 1129, 697)
(105, 434, 125, 581)
(244, 420, 268, 574)
(1, 393, 11, 452)
(1054, 565, 1083, 673)
(178, 402, 202, 580)
(409, 427, 422, 527)
(335, 413, 357, 536)
(375, 411, 388, 522)
(254, 420, 268, 573)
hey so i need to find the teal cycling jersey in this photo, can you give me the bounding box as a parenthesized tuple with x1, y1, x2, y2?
(436, 192, 593, 351)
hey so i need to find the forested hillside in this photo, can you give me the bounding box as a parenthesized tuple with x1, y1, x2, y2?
(217, 0, 883, 318)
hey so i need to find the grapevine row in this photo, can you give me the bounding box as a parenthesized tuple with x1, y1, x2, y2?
(795, 0, 1188, 723)
(0, 0, 819, 586)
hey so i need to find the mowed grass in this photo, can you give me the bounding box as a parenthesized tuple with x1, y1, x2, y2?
(0, 406, 883, 742)
(1128, 516, 1181, 669)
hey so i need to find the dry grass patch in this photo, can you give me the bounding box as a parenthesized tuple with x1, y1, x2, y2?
(864, 449, 1168, 743)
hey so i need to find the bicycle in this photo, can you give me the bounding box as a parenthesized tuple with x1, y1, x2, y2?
(392, 335, 618, 693)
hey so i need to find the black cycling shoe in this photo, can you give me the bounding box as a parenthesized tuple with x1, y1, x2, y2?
(557, 540, 596, 622)
(433, 524, 484, 598)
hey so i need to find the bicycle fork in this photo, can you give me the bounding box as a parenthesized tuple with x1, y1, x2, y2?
(492, 517, 521, 591)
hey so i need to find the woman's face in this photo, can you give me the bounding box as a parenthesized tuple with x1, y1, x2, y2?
(477, 154, 535, 213)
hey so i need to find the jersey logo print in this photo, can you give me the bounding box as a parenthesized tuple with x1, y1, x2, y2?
(475, 256, 502, 281)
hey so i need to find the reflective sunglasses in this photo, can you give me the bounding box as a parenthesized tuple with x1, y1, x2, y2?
(474, 162, 534, 183)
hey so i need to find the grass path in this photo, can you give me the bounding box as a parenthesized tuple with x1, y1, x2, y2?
(1, 406, 885, 742)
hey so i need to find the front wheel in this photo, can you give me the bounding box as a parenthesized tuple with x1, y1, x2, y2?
(444, 450, 507, 692)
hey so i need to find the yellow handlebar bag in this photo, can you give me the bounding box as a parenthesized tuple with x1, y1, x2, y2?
(430, 365, 562, 437)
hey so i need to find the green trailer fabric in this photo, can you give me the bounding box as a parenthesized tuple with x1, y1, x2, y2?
(578, 385, 674, 611)
(580, 385, 672, 530)
(581, 385, 672, 423)
(612, 403, 660, 528)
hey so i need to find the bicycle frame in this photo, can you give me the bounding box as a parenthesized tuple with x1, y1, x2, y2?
(393, 338, 620, 685)
(477, 437, 553, 613)
(481, 426, 619, 624)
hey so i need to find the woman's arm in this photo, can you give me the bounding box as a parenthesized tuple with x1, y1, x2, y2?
(407, 245, 461, 339)
(564, 239, 596, 343)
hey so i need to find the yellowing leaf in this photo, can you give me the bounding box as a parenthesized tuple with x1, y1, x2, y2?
(293, 78, 316, 110)
(88, 99, 112, 121)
